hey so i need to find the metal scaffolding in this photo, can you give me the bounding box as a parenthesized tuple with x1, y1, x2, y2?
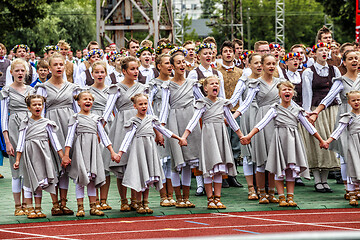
(96, 0, 174, 48)
(173, 0, 184, 44)
(222, 0, 244, 41)
(275, 0, 285, 47)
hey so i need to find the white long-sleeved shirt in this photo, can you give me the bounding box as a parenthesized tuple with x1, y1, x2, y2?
(64, 119, 111, 148)
(187, 64, 226, 98)
(1, 97, 9, 132)
(139, 65, 154, 84)
(228, 79, 246, 108)
(36, 86, 81, 117)
(330, 119, 353, 140)
(159, 83, 204, 124)
(254, 107, 317, 135)
(119, 120, 173, 153)
(235, 85, 260, 115)
(75, 67, 112, 87)
(301, 61, 341, 111)
(186, 105, 240, 133)
(281, 69, 302, 84)
(16, 124, 62, 152)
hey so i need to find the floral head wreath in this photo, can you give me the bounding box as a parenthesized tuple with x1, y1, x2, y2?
(109, 51, 127, 62)
(283, 52, 300, 61)
(168, 46, 188, 57)
(269, 43, 281, 50)
(195, 43, 213, 54)
(106, 51, 117, 61)
(43, 45, 59, 53)
(85, 49, 103, 60)
(240, 51, 255, 60)
(312, 42, 330, 52)
(136, 46, 155, 58)
(155, 43, 174, 55)
(12, 44, 30, 53)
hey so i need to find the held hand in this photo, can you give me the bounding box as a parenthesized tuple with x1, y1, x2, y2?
(13, 161, 19, 170)
(178, 137, 188, 147)
(6, 143, 14, 157)
(118, 151, 123, 161)
(111, 152, 121, 163)
(320, 140, 330, 149)
(306, 113, 318, 125)
(155, 134, 165, 147)
(240, 135, 251, 145)
(224, 118, 229, 126)
(61, 156, 71, 168)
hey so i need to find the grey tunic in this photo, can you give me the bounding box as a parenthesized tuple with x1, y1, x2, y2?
(251, 78, 281, 167)
(337, 113, 360, 182)
(265, 104, 310, 179)
(106, 82, 149, 178)
(68, 114, 106, 188)
(148, 78, 171, 163)
(35, 81, 80, 174)
(20, 117, 59, 195)
(122, 115, 165, 192)
(195, 98, 237, 178)
(162, 79, 201, 171)
(0, 85, 33, 178)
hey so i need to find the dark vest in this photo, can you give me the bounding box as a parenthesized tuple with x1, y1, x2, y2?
(310, 65, 337, 107)
(0, 59, 10, 87)
(281, 68, 303, 106)
(195, 67, 219, 95)
(137, 71, 147, 84)
(25, 64, 33, 85)
(109, 72, 119, 84)
(85, 69, 94, 86)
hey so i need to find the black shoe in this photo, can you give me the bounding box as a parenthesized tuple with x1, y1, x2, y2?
(295, 177, 305, 186)
(228, 176, 243, 188)
(322, 182, 333, 193)
(195, 186, 205, 196)
(314, 183, 326, 193)
(222, 179, 230, 188)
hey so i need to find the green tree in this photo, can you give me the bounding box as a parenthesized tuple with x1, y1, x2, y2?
(201, 0, 219, 18)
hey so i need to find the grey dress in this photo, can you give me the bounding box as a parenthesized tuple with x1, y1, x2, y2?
(265, 104, 310, 179)
(67, 114, 106, 188)
(0, 85, 33, 178)
(195, 98, 237, 178)
(36, 81, 80, 174)
(122, 115, 165, 192)
(20, 117, 59, 195)
(251, 78, 281, 167)
(148, 78, 171, 164)
(105, 82, 149, 178)
(161, 79, 201, 172)
(337, 113, 360, 183)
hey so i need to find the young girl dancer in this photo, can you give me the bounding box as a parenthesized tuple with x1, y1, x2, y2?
(233, 54, 281, 204)
(88, 61, 114, 210)
(302, 42, 341, 193)
(1, 59, 34, 215)
(62, 91, 119, 217)
(310, 50, 359, 197)
(182, 76, 243, 209)
(14, 95, 63, 219)
(102, 56, 151, 211)
(241, 81, 326, 207)
(118, 93, 185, 213)
(36, 53, 81, 215)
(159, 52, 203, 208)
(324, 90, 360, 205)
(148, 53, 175, 207)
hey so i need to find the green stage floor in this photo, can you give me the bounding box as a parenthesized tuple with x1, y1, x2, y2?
(0, 158, 356, 225)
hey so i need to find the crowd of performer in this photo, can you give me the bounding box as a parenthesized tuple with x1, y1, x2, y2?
(1, 25, 360, 219)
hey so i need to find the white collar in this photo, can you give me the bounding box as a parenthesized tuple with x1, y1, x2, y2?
(199, 64, 212, 72)
(139, 65, 151, 71)
(314, 61, 329, 70)
(221, 63, 235, 70)
(185, 60, 194, 66)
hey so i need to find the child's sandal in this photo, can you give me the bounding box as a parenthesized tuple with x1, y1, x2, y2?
(356, 191, 360, 200)
(95, 200, 103, 210)
(160, 197, 172, 207)
(90, 203, 104, 216)
(34, 207, 46, 218)
(76, 204, 85, 217)
(207, 196, 217, 209)
(258, 191, 269, 204)
(51, 201, 63, 216)
(349, 192, 359, 206)
(14, 205, 26, 216)
(344, 190, 350, 200)
(267, 190, 279, 203)
(278, 195, 288, 207)
(120, 199, 131, 212)
(175, 198, 187, 208)
(214, 196, 226, 209)
(27, 207, 38, 219)
(130, 199, 138, 211)
(168, 197, 176, 206)
(143, 200, 153, 214)
(287, 194, 297, 207)
(100, 199, 112, 210)
(136, 201, 146, 214)
(183, 198, 195, 208)
(60, 199, 74, 215)
(248, 186, 259, 200)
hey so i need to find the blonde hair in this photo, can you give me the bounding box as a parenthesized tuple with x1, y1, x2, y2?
(57, 40, 71, 50)
(199, 75, 220, 87)
(25, 94, 46, 107)
(277, 80, 297, 97)
(131, 93, 148, 104)
(140, 40, 153, 48)
(73, 90, 94, 101)
(11, 58, 28, 73)
(48, 53, 65, 66)
(92, 61, 107, 74)
(346, 90, 360, 100)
